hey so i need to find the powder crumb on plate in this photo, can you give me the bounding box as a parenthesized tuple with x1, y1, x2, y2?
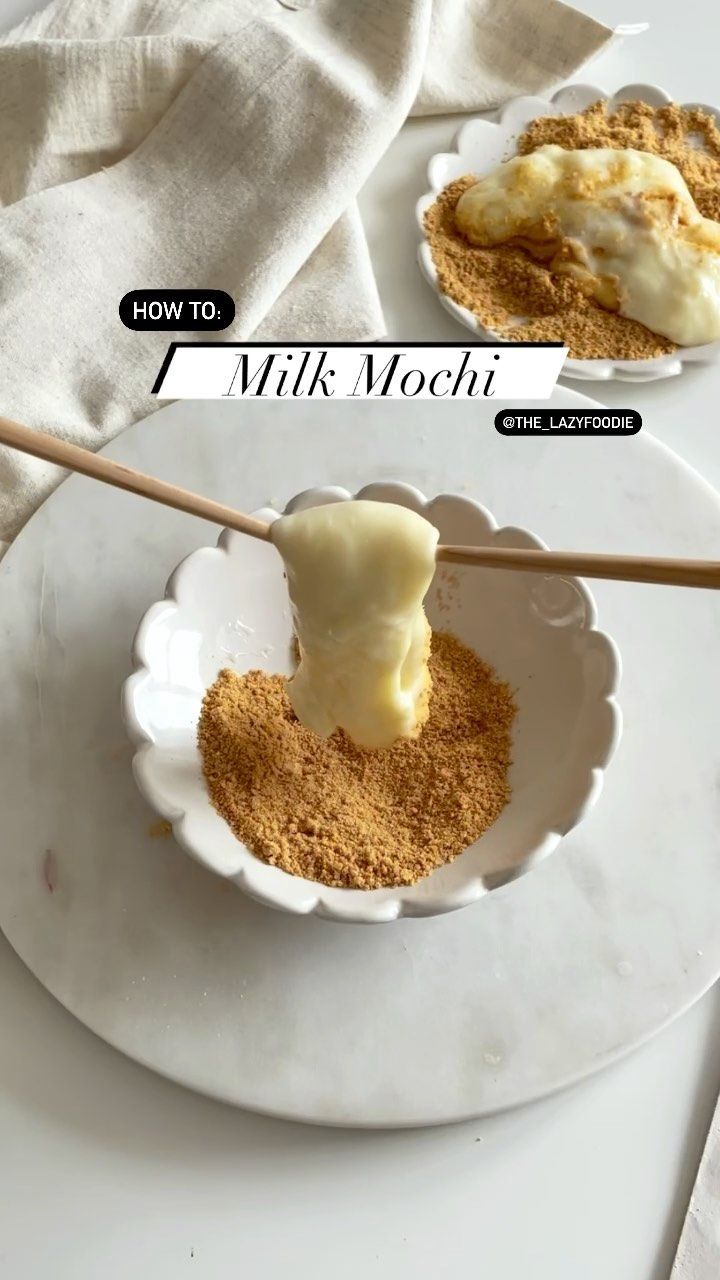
(198, 632, 516, 890)
(424, 100, 720, 360)
(148, 819, 172, 839)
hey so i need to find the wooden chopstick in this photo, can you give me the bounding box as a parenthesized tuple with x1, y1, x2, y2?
(0, 415, 271, 542)
(2, 413, 719, 589)
(435, 543, 720, 589)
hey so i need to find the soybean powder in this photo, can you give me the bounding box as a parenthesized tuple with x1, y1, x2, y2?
(198, 631, 516, 890)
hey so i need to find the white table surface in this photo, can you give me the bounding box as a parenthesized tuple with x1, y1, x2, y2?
(2, 1, 719, 1276)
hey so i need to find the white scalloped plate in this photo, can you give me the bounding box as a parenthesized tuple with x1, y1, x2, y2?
(123, 483, 621, 925)
(417, 82, 720, 382)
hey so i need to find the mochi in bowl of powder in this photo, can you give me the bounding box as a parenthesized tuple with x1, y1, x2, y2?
(418, 84, 720, 381)
(123, 482, 621, 924)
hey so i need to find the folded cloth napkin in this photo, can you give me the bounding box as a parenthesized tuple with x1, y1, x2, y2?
(0, 0, 612, 551)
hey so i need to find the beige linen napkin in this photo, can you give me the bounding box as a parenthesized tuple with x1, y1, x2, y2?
(0, 0, 612, 550)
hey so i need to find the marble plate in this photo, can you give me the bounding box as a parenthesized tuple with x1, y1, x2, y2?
(417, 83, 720, 383)
(1, 393, 720, 1126)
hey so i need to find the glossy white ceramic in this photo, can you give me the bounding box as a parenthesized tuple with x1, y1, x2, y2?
(123, 482, 621, 924)
(417, 83, 720, 382)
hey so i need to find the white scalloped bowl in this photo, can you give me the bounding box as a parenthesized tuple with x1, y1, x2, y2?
(417, 82, 720, 382)
(122, 483, 621, 924)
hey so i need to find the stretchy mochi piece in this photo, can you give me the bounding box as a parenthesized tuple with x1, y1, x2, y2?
(271, 501, 439, 749)
(456, 145, 720, 346)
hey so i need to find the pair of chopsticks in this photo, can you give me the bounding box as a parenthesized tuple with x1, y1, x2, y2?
(1, 414, 719, 589)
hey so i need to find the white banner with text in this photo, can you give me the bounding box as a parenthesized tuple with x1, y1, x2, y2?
(152, 343, 568, 401)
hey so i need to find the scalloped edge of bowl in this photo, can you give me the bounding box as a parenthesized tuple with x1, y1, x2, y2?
(417, 82, 720, 383)
(122, 483, 622, 924)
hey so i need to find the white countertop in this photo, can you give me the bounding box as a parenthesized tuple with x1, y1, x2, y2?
(2, 1, 719, 1276)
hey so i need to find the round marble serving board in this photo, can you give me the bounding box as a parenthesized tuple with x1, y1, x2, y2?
(2, 393, 720, 1127)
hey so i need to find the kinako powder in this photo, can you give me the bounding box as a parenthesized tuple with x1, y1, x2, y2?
(424, 100, 720, 360)
(198, 631, 516, 890)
